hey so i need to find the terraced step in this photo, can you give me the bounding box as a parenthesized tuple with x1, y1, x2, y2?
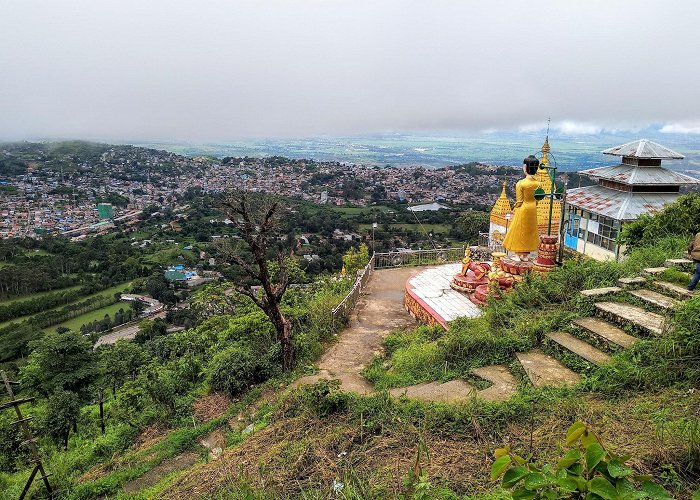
(643, 267, 669, 275)
(618, 276, 646, 287)
(629, 289, 680, 310)
(546, 331, 611, 366)
(654, 281, 696, 299)
(665, 258, 694, 269)
(594, 301, 665, 335)
(580, 286, 622, 298)
(572, 317, 638, 348)
(516, 350, 580, 387)
(389, 380, 475, 403)
(472, 365, 517, 401)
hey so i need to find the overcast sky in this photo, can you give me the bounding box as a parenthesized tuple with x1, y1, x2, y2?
(1, 0, 700, 141)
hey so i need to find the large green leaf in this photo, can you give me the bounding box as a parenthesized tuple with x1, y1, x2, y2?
(566, 421, 587, 445)
(586, 443, 607, 472)
(640, 481, 672, 499)
(557, 449, 581, 470)
(502, 466, 529, 488)
(607, 460, 633, 478)
(557, 476, 578, 493)
(523, 472, 548, 491)
(588, 476, 619, 500)
(491, 455, 512, 481)
(582, 429, 599, 447)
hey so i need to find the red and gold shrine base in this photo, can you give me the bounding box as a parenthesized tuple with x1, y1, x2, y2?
(450, 271, 489, 292)
(499, 257, 533, 276)
(533, 234, 559, 274)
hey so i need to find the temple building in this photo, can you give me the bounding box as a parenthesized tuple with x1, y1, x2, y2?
(488, 136, 561, 248)
(563, 139, 699, 261)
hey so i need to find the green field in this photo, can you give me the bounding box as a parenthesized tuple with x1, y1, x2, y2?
(0, 282, 132, 329)
(326, 205, 394, 215)
(358, 222, 451, 234)
(0, 285, 82, 306)
(43, 301, 131, 334)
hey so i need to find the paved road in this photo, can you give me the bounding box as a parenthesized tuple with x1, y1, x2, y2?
(93, 311, 166, 348)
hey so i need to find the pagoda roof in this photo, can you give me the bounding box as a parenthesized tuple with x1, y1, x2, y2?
(567, 185, 681, 221)
(602, 139, 684, 160)
(579, 164, 700, 185)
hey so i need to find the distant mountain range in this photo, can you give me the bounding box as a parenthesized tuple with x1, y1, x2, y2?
(132, 129, 700, 177)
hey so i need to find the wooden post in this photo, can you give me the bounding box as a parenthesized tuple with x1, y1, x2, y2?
(1, 370, 54, 499)
(96, 388, 106, 437)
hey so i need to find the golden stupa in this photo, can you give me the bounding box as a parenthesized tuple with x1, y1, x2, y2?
(534, 135, 561, 233)
(489, 181, 512, 242)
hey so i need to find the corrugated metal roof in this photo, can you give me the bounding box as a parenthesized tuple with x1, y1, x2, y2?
(601, 139, 684, 159)
(579, 164, 700, 185)
(566, 185, 681, 220)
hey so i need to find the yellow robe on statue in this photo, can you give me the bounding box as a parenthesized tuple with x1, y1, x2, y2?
(503, 176, 540, 253)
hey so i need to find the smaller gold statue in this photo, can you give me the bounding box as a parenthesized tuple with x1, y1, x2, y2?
(460, 247, 472, 276)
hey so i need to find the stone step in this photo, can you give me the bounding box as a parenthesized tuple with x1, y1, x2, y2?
(516, 350, 580, 388)
(594, 301, 665, 335)
(472, 365, 517, 401)
(572, 317, 638, 348)
(629, 289, 680, 310)
(654, 280, 696, 299)
(389, 379, 475, 403)
(665, 258, 694, 269)
(643, 267, 669, 275)
(546, 331, 611, 366)
(618, 276, 646, 287)
(580, 286, 623, 298)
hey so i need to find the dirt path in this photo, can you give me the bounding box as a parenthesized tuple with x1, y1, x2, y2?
(294, 267, 417, 393)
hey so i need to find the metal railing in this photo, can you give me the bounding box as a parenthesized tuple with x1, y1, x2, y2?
(373, 247, 464, 269)
(331, 255, 375, 324)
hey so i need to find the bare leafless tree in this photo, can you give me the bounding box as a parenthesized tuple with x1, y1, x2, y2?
(219, 191, 294, 370)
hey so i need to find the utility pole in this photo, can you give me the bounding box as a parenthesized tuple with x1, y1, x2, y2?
(0, 370, 54, 499)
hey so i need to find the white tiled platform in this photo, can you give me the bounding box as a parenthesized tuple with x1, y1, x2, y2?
(406, 263, 483, 326)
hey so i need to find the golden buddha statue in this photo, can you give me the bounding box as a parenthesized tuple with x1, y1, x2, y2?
(502, 155, 541, 261)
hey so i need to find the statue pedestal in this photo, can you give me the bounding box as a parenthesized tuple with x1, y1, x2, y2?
(499, 257, 533, 276)
(450, 271, 488, 293)
(533, 235, 559, 274)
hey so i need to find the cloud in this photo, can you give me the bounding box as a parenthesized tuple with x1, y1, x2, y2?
(1, 0, 699, 141)
(660, 122, 700, 134)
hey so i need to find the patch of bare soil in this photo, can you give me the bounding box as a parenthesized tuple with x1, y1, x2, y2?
(192, 391, 233, 423)
(122, 452, 199, 494)
(133, 423, 170, 451)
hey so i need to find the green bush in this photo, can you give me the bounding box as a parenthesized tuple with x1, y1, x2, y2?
(209, 344, 271, 396)
(492, 421, 672, 499)
(621, 193, 700, 249)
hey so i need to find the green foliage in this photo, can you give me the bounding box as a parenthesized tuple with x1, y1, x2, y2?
(135, 317, 168, 343)
(20, 330, 97, 397)
(209, 344, 272, 396)
(450, 209, 490, 245)
(98, 340, 151, 394)
(493, 421, 671, 499)
(621, 193, 700, 249)
(40, 390, 81, 449)
(343, 244, 370, 275)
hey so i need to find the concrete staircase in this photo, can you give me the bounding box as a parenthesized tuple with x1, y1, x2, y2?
(514, 261, 693, 389)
